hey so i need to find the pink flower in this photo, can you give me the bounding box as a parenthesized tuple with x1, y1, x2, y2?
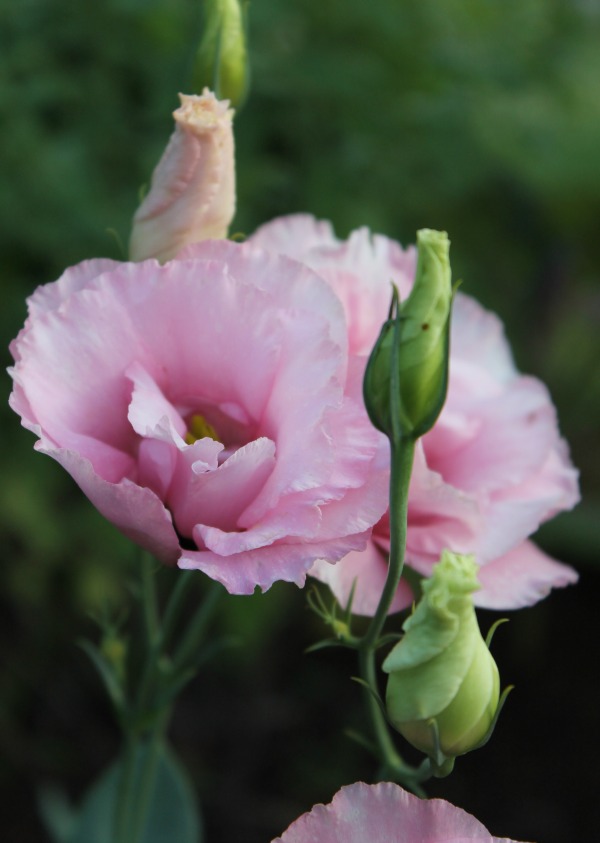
(129, 90, 236, 263)
(9, 240, 388, 594)
(249, 215, 580, 611)
(272, 781, 531, 843)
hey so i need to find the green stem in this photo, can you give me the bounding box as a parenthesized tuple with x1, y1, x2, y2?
(141, 553, 160, 645)
(361, 438, 415, 650)
(129, 709, 171, 843)
(136, 566, 163, 717)
(114, 733, 138, 843)
(358, 647, 405, 772)
(113, 561, 217, 843)
(160, 570, 196, 652)
(173, 580, 222, 672)
(355, 436, 423, 786)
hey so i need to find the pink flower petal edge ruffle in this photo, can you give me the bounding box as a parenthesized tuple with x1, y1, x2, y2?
(272, 781, 533, 843)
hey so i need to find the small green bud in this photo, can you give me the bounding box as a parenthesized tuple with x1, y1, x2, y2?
(194, 0, 249, 108)
(363, 229, 452, 441)
(101, 633, 127, 685)
(382, 551, 501, 766)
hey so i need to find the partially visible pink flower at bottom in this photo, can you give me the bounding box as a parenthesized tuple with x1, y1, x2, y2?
(272, 781, 532, 843)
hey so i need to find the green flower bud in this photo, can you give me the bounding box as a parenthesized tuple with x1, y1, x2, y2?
(382, 551, 501, 766)
(101, 632, 127, 685)
(194, 0, 249, 108)
(363, 229, 452, 442)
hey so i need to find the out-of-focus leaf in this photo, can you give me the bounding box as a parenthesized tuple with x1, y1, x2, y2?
(67, 743, 202, 843)
(38, 786, 78, 843)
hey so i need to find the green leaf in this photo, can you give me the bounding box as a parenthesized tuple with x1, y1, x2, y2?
(67, 744, 202, 843)
(37, 785, 78, 843)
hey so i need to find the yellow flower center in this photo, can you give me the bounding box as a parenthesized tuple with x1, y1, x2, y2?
(185, 414, 219, 445)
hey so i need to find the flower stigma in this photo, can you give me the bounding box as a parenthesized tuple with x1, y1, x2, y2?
(185, 414, 219, 445)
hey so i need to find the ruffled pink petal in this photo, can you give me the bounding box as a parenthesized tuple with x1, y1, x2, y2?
(248, 214, 338, 258)
(37, 443, 180, 564)
(474, 540, 578, 609)
(239, 392, 378, 535)
(248, 214, 417, 355)
(193, 505, 321, 557)
(272, 781, 529, 843)
(172, 437, 276, 538)
(131, 376, 225, 500)
(176, 239, 349, 354)
(450, 293, 517, 384)
(319, 396, 382, 492)
(26, 258, 122, 317)
(136, 439, 178, 501)
(473, 451, 579, 564)
(311, 455, 389, 542)
(249, 215, 416, 301)
(10, 243, 389, 595)
(126, 361, 187, 444)
(402, 444, 483, 563)
(253, 319, 345, 502)
(310, 541, 413, 615)
(10, 265, 163, 457)
(246, 220, 580, 612)
(113, 259, 285, 419)
(9, 377, 135, 483)
(179, 532, 370, 595)
(17, 255, 281, 432)
(427, 377, 562, 496)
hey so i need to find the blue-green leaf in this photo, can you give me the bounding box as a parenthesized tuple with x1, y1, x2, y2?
(67, 744, 202, 843)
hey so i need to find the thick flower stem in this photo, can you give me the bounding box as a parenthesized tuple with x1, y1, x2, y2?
(358, 647, 409, 776)
(357, 436, 424, 787)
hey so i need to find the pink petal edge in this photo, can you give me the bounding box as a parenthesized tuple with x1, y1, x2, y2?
(272, 781, 532, 843)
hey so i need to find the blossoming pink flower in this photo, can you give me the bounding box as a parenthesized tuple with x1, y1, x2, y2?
(272, 781, 531, 843)
(249, 215, 580, 612)
(129, 90, 236, 263)
(9, 241, 388, 594)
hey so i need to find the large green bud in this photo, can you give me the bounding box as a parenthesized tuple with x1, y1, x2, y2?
(194, 0, 249, 108)
(382, 551, 502, 773)
(363, 229, 452, 442)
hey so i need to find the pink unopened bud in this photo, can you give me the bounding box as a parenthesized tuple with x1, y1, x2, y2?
(129, 89, 235, 263)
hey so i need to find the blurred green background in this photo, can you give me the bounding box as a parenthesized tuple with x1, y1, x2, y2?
(2, 1, 600, 841)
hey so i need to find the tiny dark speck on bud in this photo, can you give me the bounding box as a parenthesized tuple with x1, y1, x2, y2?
(421, 323, 429, 330)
